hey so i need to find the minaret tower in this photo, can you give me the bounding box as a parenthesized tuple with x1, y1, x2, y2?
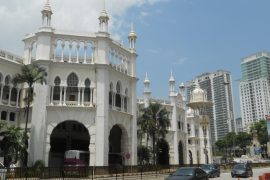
(143, 72, 151, 108)
(169, 71, 176, 97)
(179, 82, 186, 101)
(98, 2, 109, 34)
(41, 0, 53, 27)
(128, 23, 137, 51)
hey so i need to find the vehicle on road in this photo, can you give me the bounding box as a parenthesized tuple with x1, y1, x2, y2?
(201, 164, 220, 178)
(64, 150, 89, 167)
(231, 163, 253, 178)
(164, 167, 209, 180)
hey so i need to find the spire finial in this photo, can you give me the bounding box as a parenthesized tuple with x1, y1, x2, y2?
(103, 0, 106, 10)
(144, 72, 150, 83)
(169, 69, 175, 82)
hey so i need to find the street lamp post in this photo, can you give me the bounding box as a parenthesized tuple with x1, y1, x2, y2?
(187, 83, 213, 164)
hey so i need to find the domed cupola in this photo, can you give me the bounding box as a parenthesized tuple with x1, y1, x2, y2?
(128, 23, 137, 50)
(190, 82, 207, 103)
(98, 7, 109, 33)
(41, 0, 53, 27)
(186, 108, 194, 118)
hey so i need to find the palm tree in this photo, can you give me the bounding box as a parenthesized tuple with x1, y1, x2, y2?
(0, 124, 26, 167)
(138, 102, 170, 165)
(12, 63, 47, 165)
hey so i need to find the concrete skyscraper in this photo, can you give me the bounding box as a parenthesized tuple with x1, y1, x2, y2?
(187, 70, 236, 143)
(239, 52, 270, 131)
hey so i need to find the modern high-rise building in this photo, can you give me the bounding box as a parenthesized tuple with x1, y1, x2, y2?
(187, 70, 236, 143)
(239, 52, 270, 131)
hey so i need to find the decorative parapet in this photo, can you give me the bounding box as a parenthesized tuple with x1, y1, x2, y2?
(0, 49, 23, 63)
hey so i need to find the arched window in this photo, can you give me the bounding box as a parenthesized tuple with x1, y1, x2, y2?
(2, 75, 11, 104)
(66, 73, 79, 101)
(124, 88, 128, 112)
(10, 88, 17, 103)
(4, 76, 10, 85)
(53, 76, 61, 100)
(9, 112, 15, 121)
(115, 82, 121, 109)
(109, 83, 113, 106)
(84, 78, 91, 102)
(1, 111, 7, 120)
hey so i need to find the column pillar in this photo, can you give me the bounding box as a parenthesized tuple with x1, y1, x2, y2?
(84, 43, 87, 64)
(68, 42, 72, 63)
(90, 88, 93, 107)
(8, 86, 12, 106)
(0, 84, 3, 105)
(81, 87, 85, 106)
(76, 44, 80, 63)
(50, 86, 54, 105)
(6, 110, 10, 122)
(77, 87, 81, 106)
(61, 42, 64, 62)
(59, 86, 63, 105)
(63, 86, 67, 105)
(16, 88, 20, 107)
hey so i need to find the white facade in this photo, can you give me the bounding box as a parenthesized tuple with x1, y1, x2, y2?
(0, 1, 138, 167)
(137, 73, 211, 165)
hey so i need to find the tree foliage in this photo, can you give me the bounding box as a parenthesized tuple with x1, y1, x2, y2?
(250, 120, 268, 145)
(12, 63, 47, 166)
(137, 102, 170, 165)
(0, 123, 27, 167)
(137, 145, 151, 165)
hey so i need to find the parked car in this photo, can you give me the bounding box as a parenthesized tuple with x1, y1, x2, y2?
(201, 164, 220, 178)
(165, 167, 209, 180)
(231, 163, 253, 178)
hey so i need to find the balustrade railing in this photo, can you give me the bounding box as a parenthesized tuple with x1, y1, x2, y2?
(0, 49, 23, 63)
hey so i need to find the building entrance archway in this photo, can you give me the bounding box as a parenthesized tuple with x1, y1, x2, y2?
(157, 139, 169, 165)
(178, 141, 184, 165)
(108, 124, 129, 166)
(49, 120, 90, 167)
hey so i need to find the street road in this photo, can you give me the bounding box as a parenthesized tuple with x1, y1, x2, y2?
(155, 167, 270, 180)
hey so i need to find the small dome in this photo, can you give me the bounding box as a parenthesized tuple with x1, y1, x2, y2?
(190, 83, 206, 102)
(128, 24, 137, 38)
(186, 108, 194, 117)
(42, 0, 52, 12)
(144, 72, 150, 84)
(99, 9, 109, 20)
(179, 82, 185, 88)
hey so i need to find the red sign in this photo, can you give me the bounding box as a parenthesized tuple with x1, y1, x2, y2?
(125, 153, 130, 160)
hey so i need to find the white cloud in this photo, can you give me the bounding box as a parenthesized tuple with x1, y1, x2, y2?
(172, 57, 187, 65)
(0, 0, 166, 54)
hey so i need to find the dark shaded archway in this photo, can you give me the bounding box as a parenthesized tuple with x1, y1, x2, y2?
(157, 139, 169, 165)
(189, 150, 193, 165)
(109, 125, 123, 165)
(178, 141, 184, 165)
(49, 120, 90, 167)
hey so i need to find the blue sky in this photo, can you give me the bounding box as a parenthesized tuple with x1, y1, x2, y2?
(1, 0, 270, 117)
(132, 0, 270, 117)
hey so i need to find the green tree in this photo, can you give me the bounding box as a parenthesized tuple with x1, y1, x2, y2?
(12, 63, 47, 166)
(0, 124, 26, 167)
(250, 120, 268, 145)
(137, 145, 151, 165)
(138, 102, 170, 165)
(215, 139, 226, 152)
(236, 132, 252, 149)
